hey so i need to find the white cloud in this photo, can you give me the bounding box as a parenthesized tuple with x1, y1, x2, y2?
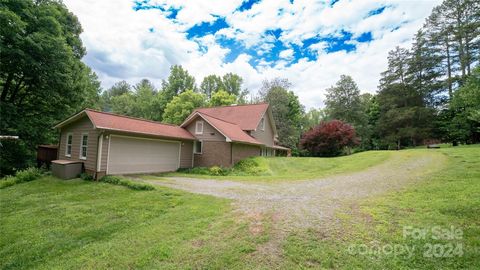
(279, 49, 294, 60)
(64, 0, 442, 109)
(308, 42, 329, 55)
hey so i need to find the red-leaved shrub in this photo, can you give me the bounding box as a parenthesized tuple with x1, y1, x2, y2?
(300, 120, 359, 157)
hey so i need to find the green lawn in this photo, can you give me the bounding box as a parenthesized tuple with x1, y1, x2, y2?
(160, 150, 392, 181)
(282, 145, 480, 269)
(1, 145, 479, 269)
(0, 178, 266, 269)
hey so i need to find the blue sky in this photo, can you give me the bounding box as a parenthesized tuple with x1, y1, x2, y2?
(64, 0, 441, 108)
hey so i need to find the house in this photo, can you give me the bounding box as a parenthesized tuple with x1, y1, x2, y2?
(53, 103, 289, 179)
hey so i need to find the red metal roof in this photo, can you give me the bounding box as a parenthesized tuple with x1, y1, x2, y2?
(194, 103, 269, 130)
(199, 113, 262, 145)
(85, 109, 195, 140)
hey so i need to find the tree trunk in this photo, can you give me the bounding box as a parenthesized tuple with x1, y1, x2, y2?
(445, 38, 453, 99)
(455, 10, 466, 80)
(465, 33, 471, 76)
(1, 73, 14, 101)
(8, 77, 25, 103)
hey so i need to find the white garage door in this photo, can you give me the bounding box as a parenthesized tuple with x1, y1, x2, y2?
(107, 136, 180, 174)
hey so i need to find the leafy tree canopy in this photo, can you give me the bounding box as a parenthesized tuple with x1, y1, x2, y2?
(200, 75, 223, 99)
(325, 75, 365, 128)
(209, 90, 237, 107)
(300, 120, 358, 157)
(0, 0, 101, 174)
(303, 108, 327, 131)
(161, 65, 196, 102)
(200, 73, 249, 103)
(109, 79, 163, 121)
(101, 80, 132, 111)
(259, 78, 305, 151)
(162, 90, 206, 125)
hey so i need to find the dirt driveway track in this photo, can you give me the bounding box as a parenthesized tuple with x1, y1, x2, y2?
(142, 151, 446, 229)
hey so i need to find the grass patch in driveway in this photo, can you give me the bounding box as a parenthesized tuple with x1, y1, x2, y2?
(159, 150, 392, 182)
(0, 176, 267, 269)
(282, 145, 480, 269)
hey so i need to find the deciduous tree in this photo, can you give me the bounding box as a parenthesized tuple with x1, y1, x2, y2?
(161, 65, 196, 102)
(259, 78, 305, 152)
(209, 90, 237, 107)
(0, 0, 101, 173)
(300, 120, 358, 157)
(325, 75, 365, 128)
(162, 90, 206, 125)
(200, 75, 223, 99)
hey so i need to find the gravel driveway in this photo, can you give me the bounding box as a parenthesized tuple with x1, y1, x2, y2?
(142, 151, 446, 230)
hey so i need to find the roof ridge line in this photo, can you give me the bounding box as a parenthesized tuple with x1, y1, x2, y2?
(85, 108, 181, 128)
(197, 111, 239, 126)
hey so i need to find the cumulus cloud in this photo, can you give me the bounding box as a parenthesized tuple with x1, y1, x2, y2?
(64, 0, 442, 108)
(279, 49, 294, 60)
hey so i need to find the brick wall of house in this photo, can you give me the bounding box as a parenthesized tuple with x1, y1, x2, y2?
(194, 141, 232, 167)
(232, 143, 261, 165)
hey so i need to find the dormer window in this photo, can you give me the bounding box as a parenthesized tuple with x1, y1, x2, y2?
(260, 117, 265, 131)
(195, 121, 204, 134)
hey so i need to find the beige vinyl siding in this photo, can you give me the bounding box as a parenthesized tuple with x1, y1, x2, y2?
(100, 134, 109, 172)
(180, 140, 193, 168)
(185, 117, 226, 141)
(58, 116, 98, 171)
(251, 113, 275, 147)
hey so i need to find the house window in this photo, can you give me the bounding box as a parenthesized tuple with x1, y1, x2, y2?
(194, 141, 203, 154)
(260, 117, 265, 131)
(80, 133, 88, 160)
(195, 121, 204, 134)
(65, 133, 73, 157)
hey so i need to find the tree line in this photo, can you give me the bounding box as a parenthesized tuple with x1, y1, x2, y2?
(302, 0, 479, 153)
(1, 0, 478, 173)
(98, 66, 248, 125)
(98, 69, 306, 153)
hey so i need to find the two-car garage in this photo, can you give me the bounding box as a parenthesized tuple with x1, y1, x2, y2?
(106, 135, 180, 175)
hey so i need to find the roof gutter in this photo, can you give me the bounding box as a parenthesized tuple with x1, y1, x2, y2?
(95, 127, 196, 141)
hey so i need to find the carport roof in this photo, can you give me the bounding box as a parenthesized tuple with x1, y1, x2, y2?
(54, 109, 196, 140)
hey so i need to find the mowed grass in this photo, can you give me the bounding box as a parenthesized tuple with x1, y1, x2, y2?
(282, 145, 480, 269)
(1, 146, 478, 269)
(0, 177, 267, 269)
(160, 150, 391, 182)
